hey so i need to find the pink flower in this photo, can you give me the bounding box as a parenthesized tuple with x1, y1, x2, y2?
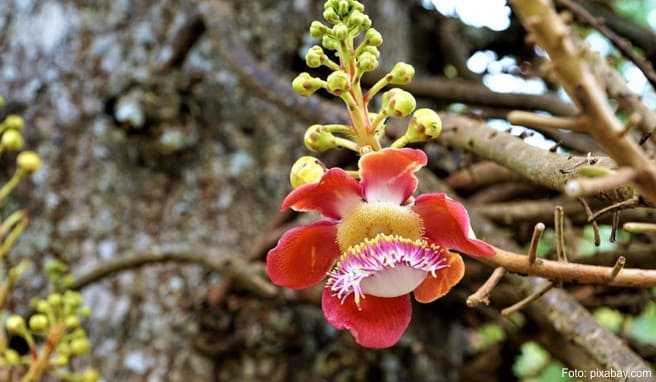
(266, 148, 494, 348)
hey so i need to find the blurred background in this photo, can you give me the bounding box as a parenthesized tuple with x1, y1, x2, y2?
(1, 0, 656, 380)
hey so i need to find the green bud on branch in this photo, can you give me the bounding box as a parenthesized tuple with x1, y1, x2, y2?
(382, 88, 416, 117)
(290, 156, 326, 188)
(389, 62, 415, 85)
(292, 73, 325, 97)
(327, 70, 350, 95)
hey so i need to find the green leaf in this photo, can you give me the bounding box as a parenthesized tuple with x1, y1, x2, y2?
(627, 302, 656, 345)
(593, 307, 624, 334)
(513, 341, 550, 378)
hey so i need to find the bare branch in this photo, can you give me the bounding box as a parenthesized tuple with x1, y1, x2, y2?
(466, 267, 507, 307)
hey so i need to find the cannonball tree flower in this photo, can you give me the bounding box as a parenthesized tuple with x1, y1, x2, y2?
(266, 148, 495, 348)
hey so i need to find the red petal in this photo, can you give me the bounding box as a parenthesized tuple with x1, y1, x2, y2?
(414, 252, 464, 303)
(321, 288, 412, 348)
(266, 220, 340, 289)
(413, 193, 495, 257)
(359, 148, 427, 205)
(281, 168, 363, 219)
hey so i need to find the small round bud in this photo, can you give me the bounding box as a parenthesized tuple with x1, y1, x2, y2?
(16, 151, 42, 173)
(35, 299, 50, 313)
(361, 45, 380, 58)
(305, 46, 323, 68)
(304, 125, 338, 152)
(361, 15, 372, 29)
(351, 1, 365, 12)
(323, 7, 339, 24)
(29, 314, 49, 332)
(81, 369, 101, 382)
(290, 156, 325, 188)
(65, 316, 81, 329)
(292, 73, 323, 97)
(3, 115, 24, 130)
(64, 291, 83, 309)
(326, 70, 350, 95)
(310, 21, 329, 38)
(365, 28, 383, 46)
(1, 130, 24, 151)
(79, 306, 92, 318)
(347, 10, 365, 28)
(6, 315, 25, 333)
(389, 62, 415, 85)
(321, 35, 339, 51)
(51, 354, 69, 367)
(357, 52, 379, 72)
(47, 293, 63, 307)
(337, 0, 350, 15)
(324, 0, 339, 9)
(382, 89, 416, 117)
(45, 259, 69, 275)
(332, 23, 349, 40)
(4, 349, 20, 365)
(70, 338, 91, 355)
(405, 109, 442, 143)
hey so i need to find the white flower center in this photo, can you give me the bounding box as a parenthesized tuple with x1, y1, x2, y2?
(360, 266, 427, 298)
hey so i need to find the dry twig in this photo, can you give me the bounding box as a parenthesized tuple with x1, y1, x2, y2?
(466, 267, 507, 307)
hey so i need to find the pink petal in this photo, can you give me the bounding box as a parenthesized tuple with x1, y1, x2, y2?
(321, 288, 412, 348)
(414, 252, 465, 303)
(412, 193, 495, 257)
(266, 220, 340, 289)
(281, 168, 363, 219)
(359, 148, 427, 205)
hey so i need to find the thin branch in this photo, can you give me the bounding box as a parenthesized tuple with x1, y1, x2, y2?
(479, 246, 656, 287)
(623, 222, 656, 234)
(71, 245, 277, 297)
(609, 256, 626, 281)
(512, 0, 656, 204)
(508, 111, 586, 133)
(577, 197, 600, 246)
(556, 0, 656, 89)
(565, 167, 638, 198)
(588, 195, 640, 222)
(466, 267, 507, 307)
(528, 222, 546, 264)
(501, 281, 555, 316)
(554, 206, 568, 262)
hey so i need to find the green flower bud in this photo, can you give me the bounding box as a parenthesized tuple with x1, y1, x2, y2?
(1, 130, 24, 151)
(65, 316, 81, 329)
(51, 354, 69, 367)
(305, 46, 324, 68)
(35, 299, 50, 313)
(6, 315, 25, 333)
(310, 21, 329, 38)
(347, 10, 365, 28)
(361, 15, 372, 29)
(357, 51, 378, 72)
(321, 35, 340, 51)
(3, 115, 24, 130)
(292, 73, 324, 97)
(337, 0, 350, 16)
(351, 1, 365, 12)
(79, 306, 92, 318)
(361, 45, 380, 58)
(290, 156, 325, 188)
(81, 369, 101, 382)
(71, 328, 87, 339)
(389, 62, 415, 85)
(16, 151, 42, 173)
(332, 23, 349, 40)
(304, 125, 338, 152)
(29, 314, 49, 332)
(47, 293, 63, 307)
(45, 259, 69, 275)
(365, 28, 383, 46)
(70, 338, 91, 355)
(382, 89, 416, 117)
(4, 349, 20, 365)
(327, 70, 350, 95)
(324, 0, 339, 9)
(64, 291, 83, 309)
(404, 109, 442, 142)
(323, 7, 339, 24)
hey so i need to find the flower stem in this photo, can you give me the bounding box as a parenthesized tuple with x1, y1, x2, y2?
(20, 323, 65, 382)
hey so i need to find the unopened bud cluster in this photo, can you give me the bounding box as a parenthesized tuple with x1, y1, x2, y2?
(1, 259, 98, 380)
(288, 0, 442, 186)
